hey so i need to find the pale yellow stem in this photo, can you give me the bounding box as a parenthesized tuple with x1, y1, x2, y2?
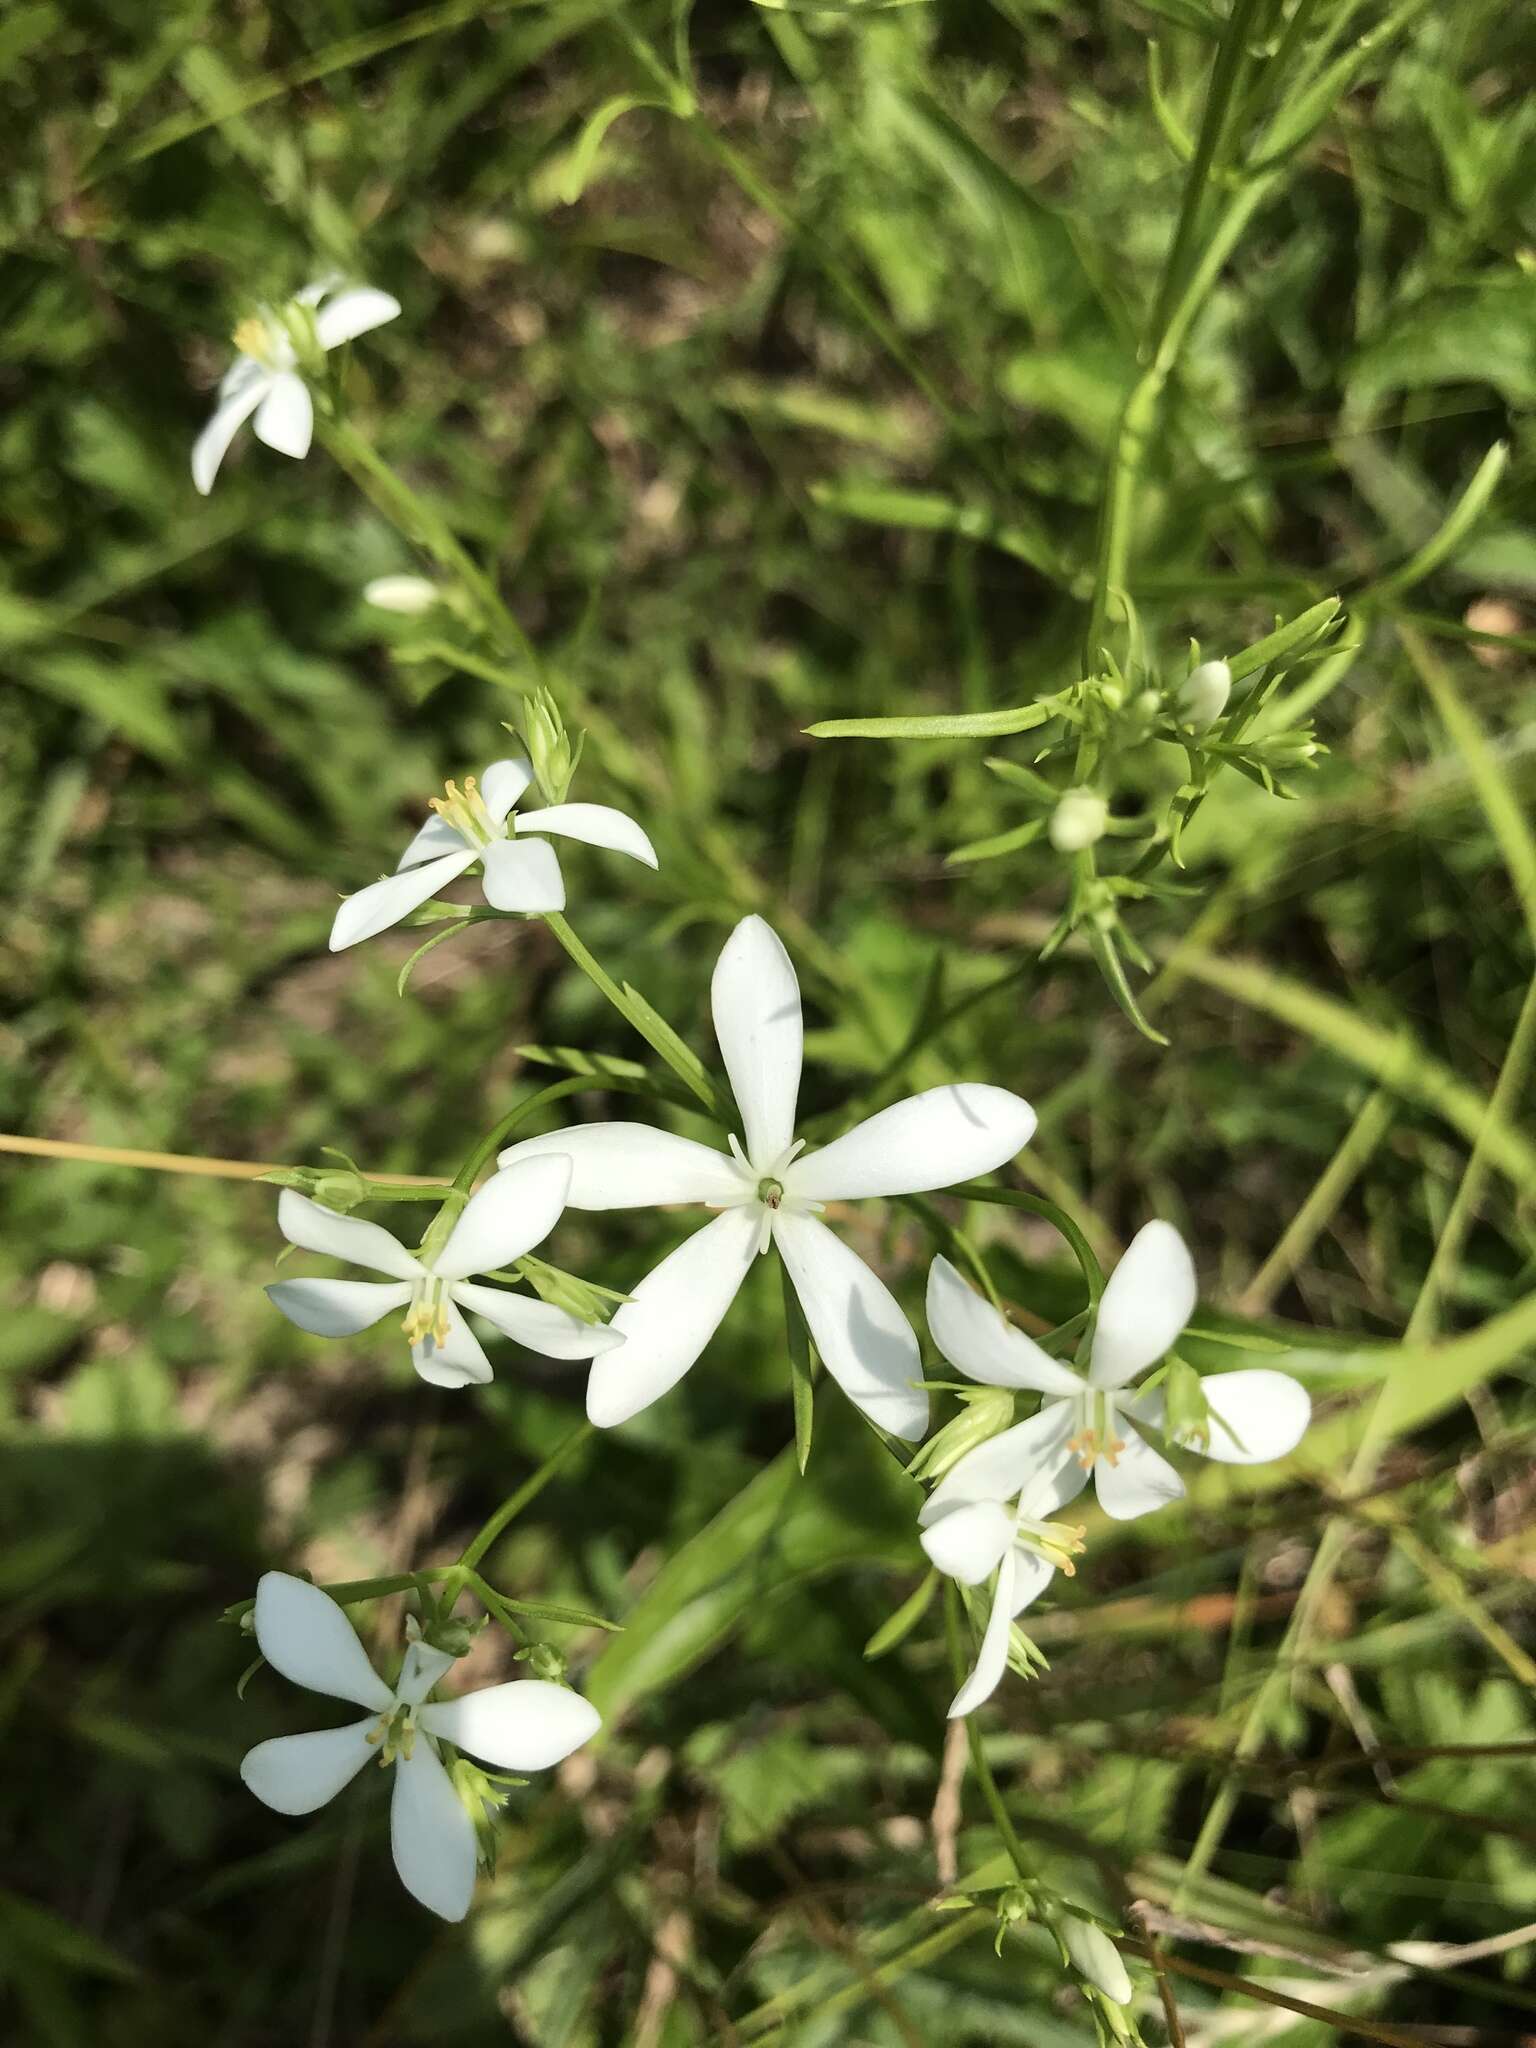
(0, 1133, 447, 1187)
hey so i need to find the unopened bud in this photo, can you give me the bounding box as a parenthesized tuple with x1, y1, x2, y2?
(364, 574, 439, 615)
(517, 1642, 567, 1684)
(423, 1616, 480, 1658)
(1160, 1356, 1212, 1452)
(518, 686, 581, 805)
(259, 1163, 370, 1212)
(1260, 729, 1322, 767)
(1050, 788, 1109, 853)
(907, 1385, 1015, 1483)
(1057, 1913, 1132, 2006)
(1179, 658, 1231, 728)
(993, 1883, 1036, 1953)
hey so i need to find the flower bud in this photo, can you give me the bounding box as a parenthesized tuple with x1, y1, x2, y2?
(423, 1616, 481, 1658)
(1179, 658, 1231, 728)
(258, 1163, 370, 1212)
(364, 574, 439, 615)
(907, 1385, 1015, 1483)
(1057, 1913, 1132, 2005)
(517, 1642, 568, 1684)
(1159, 1356, 1212, 1452)
(519, 686, 580, 805)
(1049, 788, 1109, 853)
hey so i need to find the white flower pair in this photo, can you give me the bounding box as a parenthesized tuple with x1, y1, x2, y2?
(241, 1574, 599, 1921)
(920, 1225, 1312, 1715)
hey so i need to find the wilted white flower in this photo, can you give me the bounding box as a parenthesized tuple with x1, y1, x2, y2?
(499, 916, 1037, 1438)
(1049, 788, 1108, 853)
(266, 1158, 622, 1387)
(192, 278, 400, 495)
(1179, 657, 1232, 728)
(1057, 1912, 1133, 2005)
(328, 757, 657, 950)
(364, 574, 439, 615)
(923, 1229, 1311, 1525)
(240, 1573, 599, 1921)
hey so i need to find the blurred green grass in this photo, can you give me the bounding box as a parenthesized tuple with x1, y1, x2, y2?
(3, 0, 1536, 2041)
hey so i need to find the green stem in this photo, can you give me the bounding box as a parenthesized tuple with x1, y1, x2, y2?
(943, 1583, 1035, 1885)
(457, 1422, 594, 1574)
(319, 416, 538, 674)
(947, 1183, 1106, 1306)
(453, 1076, 610, 1194)
(544, 912, 725, 1118)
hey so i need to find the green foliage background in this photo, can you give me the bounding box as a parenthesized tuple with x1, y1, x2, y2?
(2, 0, 1535, 2041)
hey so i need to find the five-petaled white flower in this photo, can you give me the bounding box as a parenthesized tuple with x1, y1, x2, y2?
(922, 1228, 1312, 1527)
(240, 1573, 600, 1921)
(328, 757, 658, 950)
(498, 916, 1037, 1438)
(266, 1158, 622, 1388)
(192, 278, 400, 495)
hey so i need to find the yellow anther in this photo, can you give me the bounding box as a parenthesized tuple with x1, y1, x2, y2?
(232, 315, 274, 363)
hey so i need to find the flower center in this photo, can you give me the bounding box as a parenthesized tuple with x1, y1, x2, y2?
(1016, 1514, 1086, 1576)
(402, 1274, 451, 1347)
(428, 775, 501, 849)
(756, 1176, 784, 1208)
(231, 314, 281, 366)
(366, 1701, 418, 1768)
(1065, 1390, 1125, 1470)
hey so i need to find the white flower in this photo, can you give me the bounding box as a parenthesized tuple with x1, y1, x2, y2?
(266, 1158, 623, 1388)
(497, 915, 1037, 1438)
(364, 574, 439, 615)
(328, 757, 658, 950)
(922, 1228, 1312, 1527)
(920, 1470, 1084, 1718)
(240, 1573, 599, 1921)
(1049, 787, 1108, 853)
(1179, 658, 1232, 728)
(192, 278, 400, 495)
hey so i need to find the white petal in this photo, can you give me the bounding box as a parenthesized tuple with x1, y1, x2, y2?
(396, 816, 469, 871)
(948, 1550, 1016, 1719)
(1194, 1369, 1310, 1464)
(918, 1499, 1014, 1584)
(480, 836, 565, 914)
(276, 1189, 421, 1280)
(433, 1157, 571, 1281)
(497, 1123, 741, 1211)
(1010, 1548, 1055, 1617)
(240, 1722, 375, 1814)
(266, 1276, 411, 1337)
(420, 1681, 600, 1771)
(586, 1209, 758, 1427)
(1094, 1423, 1185, 1521)
(252, 371, 314, 459)
(411, 1301, 491, 1388)
(315, 285, 401, 349)
(1059, 1916, 1133, 2005)
(329, 846, 478, 951)
(788, 1085, 1037, 1203)
(395, 1641, 458, 1707)
(479, 757, 532, 824)
(1090, 1220, 1197, 1389)
(711, 916, 802, 1167)
(190, 371, 270, 494)
(921, 1402, 1079, 1521)
(252, 1572, 393, 1711)
(451, 1281, 624, 1359)
(773, 1211, 927, 1441)
(390, 1742, 477, 1922)
(515, 803, 658, 869)
(925, 1256, 1083, 1395)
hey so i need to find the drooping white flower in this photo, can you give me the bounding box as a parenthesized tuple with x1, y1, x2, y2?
(1057, 1914, 1133, 2006)
(192, 278, 400, 495)
(920, 1469, 1084, 1717)
(266, 1158, 622, 1388)
(922, 1230, 1312, 1526)
(240, 1573, 599, 1921)
(364, 574, 439, 615)
(1179, 657, 1232, 728)
(328, 757, 658, 950)
(497, 916, 1037, 1439)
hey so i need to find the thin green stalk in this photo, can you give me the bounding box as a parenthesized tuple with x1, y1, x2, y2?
(319, 417, 538, 672)
(544, 912, 725, 1117)
(944, 1583, 1035, 1885)
(457, 1423, 594, 1575)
